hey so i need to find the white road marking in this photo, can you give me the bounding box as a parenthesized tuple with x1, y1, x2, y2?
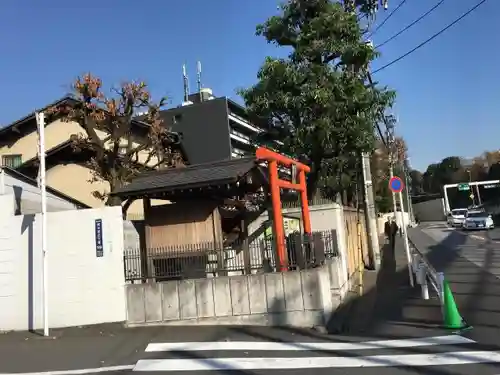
(468, 234, 500, 243)
(132, 351, 500, 371)
(145, 334, 474, 352)
(0, 365, 135, 375)
(470, 235, 486, 241)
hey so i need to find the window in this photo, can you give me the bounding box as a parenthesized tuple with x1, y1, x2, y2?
(2, 154, 22, 168)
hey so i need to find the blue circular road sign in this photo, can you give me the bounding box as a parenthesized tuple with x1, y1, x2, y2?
(389, 176, 404, 193)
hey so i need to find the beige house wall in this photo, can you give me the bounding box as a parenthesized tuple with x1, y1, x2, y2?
(0, 119, 82, 164)
(0, 118, 159, 167)
(0, 117, 167, 219)
(46, 163, 166, 219)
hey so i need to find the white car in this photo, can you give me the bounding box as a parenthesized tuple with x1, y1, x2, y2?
(462, 209, 495, 231)
(447, 208, 467, 227)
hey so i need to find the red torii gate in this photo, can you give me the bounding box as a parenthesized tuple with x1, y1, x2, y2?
(256, 147, 312, 272)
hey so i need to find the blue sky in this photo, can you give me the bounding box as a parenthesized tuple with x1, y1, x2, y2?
(0, 0, 496, 171)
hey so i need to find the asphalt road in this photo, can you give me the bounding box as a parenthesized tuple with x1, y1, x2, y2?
(421, 222, 500, 279)
(3, 325, 494, 375)
(2, 226, 500, 375)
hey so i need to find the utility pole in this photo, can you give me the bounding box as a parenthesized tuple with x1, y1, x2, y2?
(388, 163, 398, 216)
(404, 165, 415, 225)
(36, 112, 49, 337)
(361, 152, 381, 270)
(386, 119, 414, 287)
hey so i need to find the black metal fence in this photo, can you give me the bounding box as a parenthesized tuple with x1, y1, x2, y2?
(124, 230, 338, 282)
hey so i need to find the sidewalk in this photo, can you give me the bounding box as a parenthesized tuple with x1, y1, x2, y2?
(338, 235, 445, 338)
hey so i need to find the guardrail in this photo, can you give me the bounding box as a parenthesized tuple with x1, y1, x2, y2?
(408, 237, 445, 306)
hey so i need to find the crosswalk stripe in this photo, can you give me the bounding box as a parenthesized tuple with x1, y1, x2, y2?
(144, 334, 474, 352)
(133, 351, 500, 371)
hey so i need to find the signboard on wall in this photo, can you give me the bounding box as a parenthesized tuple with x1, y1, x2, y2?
(264, 217, 301, 238)
(95, 219, 103, 257)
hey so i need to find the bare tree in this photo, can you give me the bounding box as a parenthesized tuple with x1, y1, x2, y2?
(49, 73, 183, 206)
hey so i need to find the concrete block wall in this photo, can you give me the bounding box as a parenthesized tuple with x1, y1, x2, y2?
(126, 257, 345, 327)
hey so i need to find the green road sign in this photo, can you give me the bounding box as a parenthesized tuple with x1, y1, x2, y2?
(458, 183, 470, 191)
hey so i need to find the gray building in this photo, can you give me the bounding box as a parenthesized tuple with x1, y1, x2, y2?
(158, 88, 280, 165)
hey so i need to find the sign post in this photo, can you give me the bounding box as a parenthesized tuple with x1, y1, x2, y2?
(388, 176, 414, 287)
(388, 176, 404, 194)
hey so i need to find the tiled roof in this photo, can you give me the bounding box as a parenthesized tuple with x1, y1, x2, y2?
(112, 157, 257, 197)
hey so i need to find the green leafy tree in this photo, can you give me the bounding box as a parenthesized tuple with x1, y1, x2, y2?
(408, 169, 424, 195)
(240, 0, 395, 199)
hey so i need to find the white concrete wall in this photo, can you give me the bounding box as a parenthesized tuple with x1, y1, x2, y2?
(126, 258, 345, 327)
(0, 169, 79, 213)
(0, 202, 126, 331)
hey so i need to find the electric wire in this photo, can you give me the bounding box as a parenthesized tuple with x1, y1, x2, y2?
(367, 0, 409, 39)
(372, 0, 489, 74)
(376, 0, 446, 49)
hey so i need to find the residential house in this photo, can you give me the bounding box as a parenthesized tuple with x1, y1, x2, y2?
(0, 97, 182, 219)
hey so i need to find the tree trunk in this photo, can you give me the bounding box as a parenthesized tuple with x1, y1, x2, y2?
(106, 179, 123, 206)
(306, 163, 322, 200)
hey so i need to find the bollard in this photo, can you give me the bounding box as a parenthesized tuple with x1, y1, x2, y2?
(412, 254, 421, 274)
(419, 264, 429, 300)
(416, 263, 423, 285)
(437, 272, 445, 306)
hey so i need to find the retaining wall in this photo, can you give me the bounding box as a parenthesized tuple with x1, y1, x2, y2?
(126, 257, 345, 327)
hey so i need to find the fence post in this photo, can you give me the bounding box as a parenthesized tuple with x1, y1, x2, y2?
(437, 272, 445, 305)
(419, 264, 429, 300)
(411, 253, 421, 275)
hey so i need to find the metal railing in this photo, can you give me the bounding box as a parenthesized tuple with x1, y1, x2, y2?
(124, 230, 339, 282)
(408, 238, 445, 305)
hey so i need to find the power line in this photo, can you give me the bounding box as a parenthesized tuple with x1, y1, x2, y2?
(372, 0, 489, 74)
(376, 0, 446, 49)
(367, 0, 409, 39)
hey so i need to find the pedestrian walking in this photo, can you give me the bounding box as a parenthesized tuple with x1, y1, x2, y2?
(389, 216, 399, 253)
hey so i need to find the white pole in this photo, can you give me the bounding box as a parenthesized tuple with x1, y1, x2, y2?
(419, 264, 429, 300)
(397, 189, 414, 287)
(36, 112, 49, 337)
(389, 167, 398, 215)
(443, 186, 450, 214)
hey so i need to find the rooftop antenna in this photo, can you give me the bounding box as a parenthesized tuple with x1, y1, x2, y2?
(182, 63, 189, 102)
(197, 61, 202, 102)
